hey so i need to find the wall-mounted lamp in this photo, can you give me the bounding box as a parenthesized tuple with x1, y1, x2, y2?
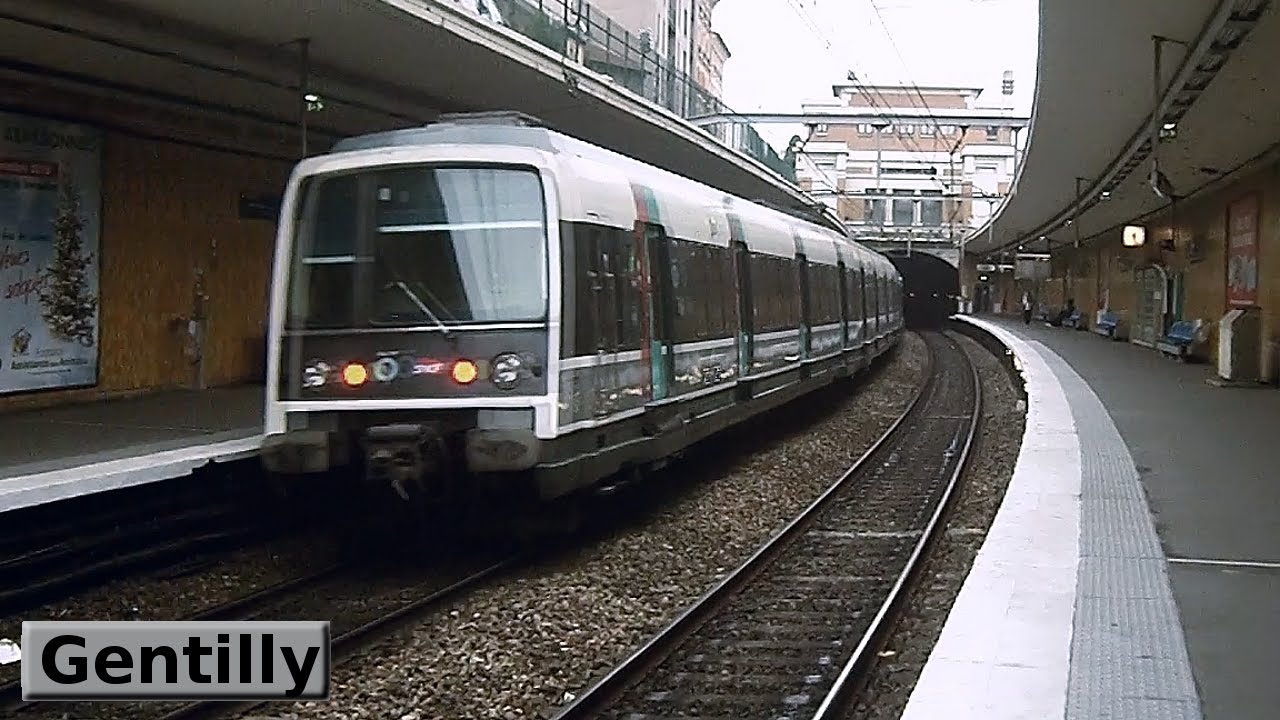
(1123, 225, 1147, 247)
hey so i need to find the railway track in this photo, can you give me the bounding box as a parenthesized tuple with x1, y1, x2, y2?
(0, 503, 256, 617)
(0, 465, 299, 617)
(146, 551, 520, 720)
(0, 562, 348, 715)
(553, 329, 981, 720)
(3, 548, 518, 719)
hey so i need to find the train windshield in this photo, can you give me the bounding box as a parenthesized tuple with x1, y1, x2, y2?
(286, 165, 548, 330)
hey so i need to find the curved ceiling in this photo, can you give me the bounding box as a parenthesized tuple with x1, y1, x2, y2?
(0, 0, 830, 226)
(969, 0, 1276, 257)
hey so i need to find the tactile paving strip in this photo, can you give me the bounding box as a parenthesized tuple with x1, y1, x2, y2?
(1036, 346, 1202, 720)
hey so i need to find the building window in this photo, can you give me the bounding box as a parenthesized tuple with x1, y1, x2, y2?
(899, 124, 914, 135)
(986, 126, 1000, 141)
(920, 200, 943, 226)
(857, 124, 875, 135)
(892, 198, 915, 226)
(814, 123, 829, 135)
(865, 197, 886, 224)
(918, 124, 936, 136)
(940, 125, 956, 135)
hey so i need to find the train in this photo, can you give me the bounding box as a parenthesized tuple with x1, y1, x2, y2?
(259, 112, 904, 525)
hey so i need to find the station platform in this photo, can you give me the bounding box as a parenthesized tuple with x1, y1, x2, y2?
(0, 386, 263, 515)
(903, 315, 1280, 720)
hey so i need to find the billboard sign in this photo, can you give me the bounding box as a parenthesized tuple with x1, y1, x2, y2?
(0, 111, 102, 394)
(1226, 194, 1259, 307)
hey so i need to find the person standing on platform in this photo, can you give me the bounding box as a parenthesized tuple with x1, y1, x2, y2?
(1022, 291, 1033, 324)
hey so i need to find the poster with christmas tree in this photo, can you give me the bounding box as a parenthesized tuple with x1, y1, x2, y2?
(0, 111, 102, 395)
(38, 172, 98, 348)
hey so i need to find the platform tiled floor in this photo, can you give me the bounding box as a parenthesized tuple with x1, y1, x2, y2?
(982, 315, 1280, 720)
(0, 385, 263, 479)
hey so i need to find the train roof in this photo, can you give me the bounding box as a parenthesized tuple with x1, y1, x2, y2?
(331, 115, 559, 154)
(330, 113, 845, 234)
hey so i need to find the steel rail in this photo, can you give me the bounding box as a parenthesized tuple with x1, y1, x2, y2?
(552, 331, 948, 719)
(152, 554, 522, 720)
(0, 562, 349, 712)
(810, 330, 983, 719)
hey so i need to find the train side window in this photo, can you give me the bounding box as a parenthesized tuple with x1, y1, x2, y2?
(734, 243, 753, 336)
(704, 245, 731, 337)
(819, 264, 840, 324)
(720, 246, 738, 334)
(572, 224, 600, 355)
(782, 257, 796, 330)
(816, 264, 832, 324)
(831, 266, 844, 323)
(837, 264, 849, 324)
(859, 269, 869, 321)
(688, 243, 714, 341)
(751, 254, 773, 333)
(766, 256, 788, 333)
(596, 229, 620, 352)
(615, 228, 643, 351)
(669, 239, 701, 344)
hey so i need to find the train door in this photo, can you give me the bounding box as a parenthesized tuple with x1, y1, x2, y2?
(644, 224, 676, 400)
(797, 254, 811, 359)
(733, 241, 754, 376)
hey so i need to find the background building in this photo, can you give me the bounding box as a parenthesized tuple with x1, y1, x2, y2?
(793, 81, 1023, 259)
(693, 0, 732, 106)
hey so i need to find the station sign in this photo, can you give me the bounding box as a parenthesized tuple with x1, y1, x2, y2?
(975, 263, 997, 272)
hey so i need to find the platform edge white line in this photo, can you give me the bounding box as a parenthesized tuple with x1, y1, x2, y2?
(899, 316, 1082, 720)
(0, 435, 264, 515)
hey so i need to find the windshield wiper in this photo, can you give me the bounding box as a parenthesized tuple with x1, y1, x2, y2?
(387, 281, 452, 337)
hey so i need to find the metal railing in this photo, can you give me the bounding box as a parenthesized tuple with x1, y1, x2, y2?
(487, 0, 797, 181)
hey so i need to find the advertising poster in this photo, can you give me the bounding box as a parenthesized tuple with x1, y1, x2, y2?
(0, 111, 102, 394)
(1226, 195, 1259, 307)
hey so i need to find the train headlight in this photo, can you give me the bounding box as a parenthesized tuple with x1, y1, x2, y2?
(372, 356, 400, 382)
(342, 362, 369, 387)
(451, 359, 479, 385)
(492, 352, 523, 390)
(303, 360, 331, 388)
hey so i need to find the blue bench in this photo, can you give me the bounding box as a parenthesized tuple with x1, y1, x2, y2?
(1156, 320, 1200, 360)
(1062, 309, 1086, 330)
(1092, 311, 1120, 339)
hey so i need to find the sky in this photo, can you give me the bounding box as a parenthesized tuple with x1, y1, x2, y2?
(711, 0, 1040, 149)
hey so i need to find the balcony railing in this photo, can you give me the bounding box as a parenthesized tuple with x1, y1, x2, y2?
(488, 0, 796, 181)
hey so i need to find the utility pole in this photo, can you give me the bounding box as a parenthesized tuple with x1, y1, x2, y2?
(874, 123, 885, 246)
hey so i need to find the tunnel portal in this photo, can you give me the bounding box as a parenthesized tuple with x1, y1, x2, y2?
(889, 252, 961, 329)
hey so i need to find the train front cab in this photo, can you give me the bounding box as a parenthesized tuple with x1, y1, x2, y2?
(260, 144, 565, 503)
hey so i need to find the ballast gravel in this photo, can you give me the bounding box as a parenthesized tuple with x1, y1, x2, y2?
(271, 333, 930, 720)
(843, 330, 1025, 719)
(0, 533, 341, 689)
